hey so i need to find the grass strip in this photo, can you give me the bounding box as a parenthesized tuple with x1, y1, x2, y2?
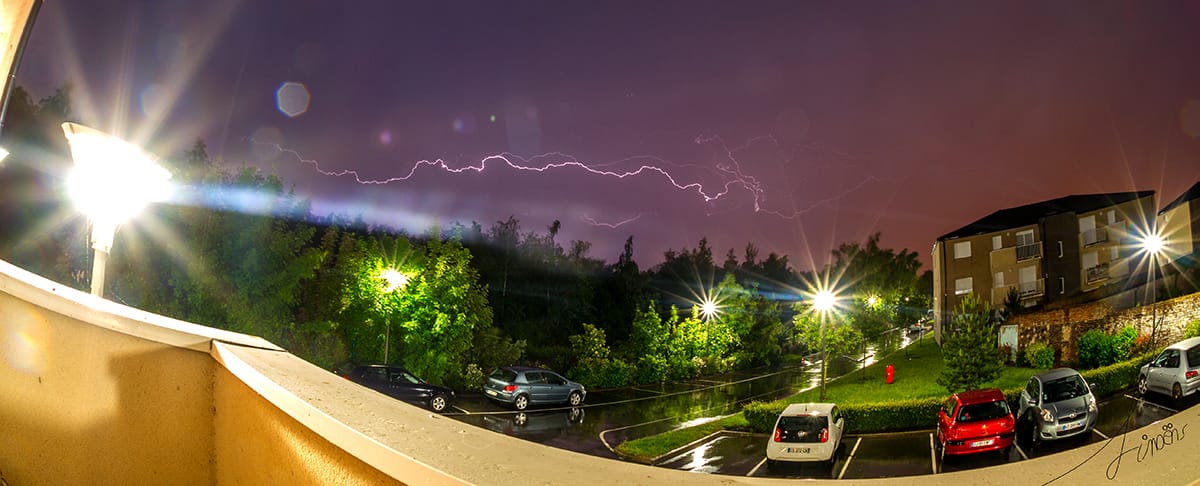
(615, 414, 749, 463)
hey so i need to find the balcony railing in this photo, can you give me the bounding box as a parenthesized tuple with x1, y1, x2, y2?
(1081, 227, 1109, 247)
(1018, 278, 1044, 299)
(1016, 242, 1042, 261)
(1085, 263, 1109, 284)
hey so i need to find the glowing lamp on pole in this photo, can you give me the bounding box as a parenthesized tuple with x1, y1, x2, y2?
(379, 268, 410, 363)
(63, 123, 172, 297)
(813, 290, 837, 401)
(1141, 233, 1164, 348)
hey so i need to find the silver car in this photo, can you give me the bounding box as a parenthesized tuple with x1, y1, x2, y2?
(1139, 337, 1200, 401)
(1017, 368, 1097, 443)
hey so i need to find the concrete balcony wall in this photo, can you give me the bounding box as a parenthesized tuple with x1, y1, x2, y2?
(3, 258, 1200, 485)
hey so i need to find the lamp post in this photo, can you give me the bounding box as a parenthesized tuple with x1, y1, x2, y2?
(380, 268, 410, 364)
(1143, 234, 1163, 348)
(62, 123, 172, 297)
(814, 290, 836, 400)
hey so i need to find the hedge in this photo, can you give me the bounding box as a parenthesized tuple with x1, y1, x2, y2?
(742, 352, 1155, 434)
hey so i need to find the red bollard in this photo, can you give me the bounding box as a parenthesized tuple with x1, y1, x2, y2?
(886, 364, 894, 384)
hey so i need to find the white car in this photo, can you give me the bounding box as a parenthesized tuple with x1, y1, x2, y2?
(1139, 337, 1200, 401)
(765, 403, 845, 468)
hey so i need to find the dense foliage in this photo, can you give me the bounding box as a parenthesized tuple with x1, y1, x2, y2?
(1077, 326, 1138, 369)
(937, 293, 1002, 393)
(1023, 342, 1056, 369)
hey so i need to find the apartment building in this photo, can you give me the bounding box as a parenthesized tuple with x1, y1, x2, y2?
(1159, 181, 1200, 271)
(931, 191, 1156, 343)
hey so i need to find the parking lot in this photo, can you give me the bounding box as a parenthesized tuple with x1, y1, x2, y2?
(658, 393, 1184, 479)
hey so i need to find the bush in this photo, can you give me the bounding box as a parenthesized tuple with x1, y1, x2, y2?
(1025, 342, 1055, 369)
(568, 358, 635, 389)
(1078, 326, 1139, 369)
(634, 355, 668, 384)
(1185, 319, 1200, 339)
(1081, 351, 1157, 397)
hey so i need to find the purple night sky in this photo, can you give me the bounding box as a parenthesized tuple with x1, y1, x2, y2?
(16, 0, 1200, 271)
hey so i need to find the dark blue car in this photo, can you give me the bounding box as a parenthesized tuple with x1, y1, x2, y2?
(340, 364, 456, 412)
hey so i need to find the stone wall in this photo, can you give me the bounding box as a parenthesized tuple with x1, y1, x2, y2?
(1011, 291, 1200, 363)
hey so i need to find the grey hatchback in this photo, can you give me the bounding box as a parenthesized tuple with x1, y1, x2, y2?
(483, 366, 586, 410)
(1017, 368, 1097, 443)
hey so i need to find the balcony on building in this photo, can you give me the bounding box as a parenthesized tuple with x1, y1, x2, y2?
(1085, 262, 1110, 285)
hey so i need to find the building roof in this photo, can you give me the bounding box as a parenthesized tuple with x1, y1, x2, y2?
(1160, 181, 1200, 214)
(937, 191, 1154, 241)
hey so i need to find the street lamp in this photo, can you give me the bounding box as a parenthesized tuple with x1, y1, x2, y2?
(63, 123, 172, 297)
(813, 290, 837, 400)
(379, 268, 410, 363)
(1142, 233, 1164, 348)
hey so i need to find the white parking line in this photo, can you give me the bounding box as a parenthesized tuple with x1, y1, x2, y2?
(631, 386, 666, 395)
(450, 406, 471, 414)
(929, 433, 937, 474)
(1093, 428, 1110, 440)
(747, 458, 767, 477)
(1013, 442, 1029, 461)
(837, 437, 862, 480)
(1124, 394, 1180, 414)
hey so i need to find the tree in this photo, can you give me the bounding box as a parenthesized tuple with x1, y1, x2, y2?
(937, 293, 1002, 393)
(393, 235, 493, 386)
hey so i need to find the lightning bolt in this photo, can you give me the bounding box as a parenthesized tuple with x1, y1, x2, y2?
(251, 132, 880, 223)
(581, 213, 643, 229)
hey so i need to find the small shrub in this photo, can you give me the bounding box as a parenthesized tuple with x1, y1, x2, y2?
(1025, 342, 1055, 369)
(1129, 334, 1152, 356)
(568, 358, 635, 389)
(1185, 319, 1200, 339)
(1077, 330, 1109, 369)
(998, 344, 1015, 365)
(1080, 351, 1157, 397)
(1111, 326, 1137, 362)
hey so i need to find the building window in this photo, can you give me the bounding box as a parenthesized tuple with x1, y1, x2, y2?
(1107, 210, 1116, 225)
(994, 272, 1004, 287)
(1111, 247, 1119, 260)
(1058, 241, 1064, 257)
(1060, 277, 1066, 294)
(955, 277, 973, 296)
(1016, 230, 1035, 246)
(993, 235, 1002, 251)
(954, 241, 971, 259)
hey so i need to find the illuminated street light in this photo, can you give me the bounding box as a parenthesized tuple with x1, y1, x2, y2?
(1141, 233, 1164, 348)
(379, 268, 410, 363)
(813, 290, 837, 400)
(699, 298, 719, 321)
(63, 123, 172, 297)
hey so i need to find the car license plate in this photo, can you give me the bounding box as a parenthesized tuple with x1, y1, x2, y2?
(785, 447, 810, 454)
(486, 389, 497, 397)
(1060, 420, 1082, 432)
(971, 439, 993, 448)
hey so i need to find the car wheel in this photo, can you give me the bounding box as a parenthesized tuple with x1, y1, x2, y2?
(1138, 375, 1149, 396)
(430, 394, 449, 412)
(569, 391, 583, 406)
(514, 394, 530, 410)
(1172, 383, 1183, 401)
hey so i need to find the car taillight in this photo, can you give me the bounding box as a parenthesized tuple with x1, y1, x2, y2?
(820, 427, 829, 443)
(1187, 370, 1198, 379)
(504, 385, 517, 392)
(773, 427, 781, 442)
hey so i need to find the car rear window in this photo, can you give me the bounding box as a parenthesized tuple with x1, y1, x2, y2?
(1187, 345, 1200, 369)
(776, 415, 828, 443)
(489, 369, 518, 383)
(957, 399, 1010, 422)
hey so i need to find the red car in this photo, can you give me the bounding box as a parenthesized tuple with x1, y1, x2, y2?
(936, 388, 1015, 456)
